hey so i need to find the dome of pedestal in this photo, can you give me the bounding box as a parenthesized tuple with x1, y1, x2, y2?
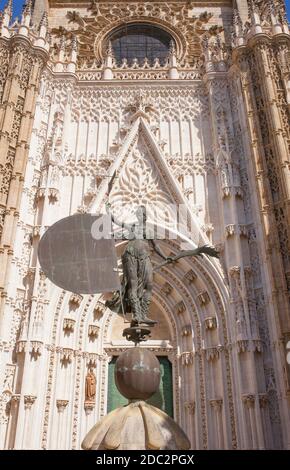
(82, 401, 190, 450)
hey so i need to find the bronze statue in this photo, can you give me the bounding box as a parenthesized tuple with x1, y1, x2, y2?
(106, 204, 168, 325)
(106, 202, 219, 327)
(85, 368, 96, 402)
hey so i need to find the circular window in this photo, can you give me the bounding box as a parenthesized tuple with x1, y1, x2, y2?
(109, 24, 173, 66)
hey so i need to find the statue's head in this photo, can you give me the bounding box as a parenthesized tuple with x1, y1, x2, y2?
(136, 205, 147, 224)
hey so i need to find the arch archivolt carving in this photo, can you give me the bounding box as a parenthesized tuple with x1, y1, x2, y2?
(97, 18, 187, 65)
(59, 4, 214, 67)
(159, 238, 237, 448)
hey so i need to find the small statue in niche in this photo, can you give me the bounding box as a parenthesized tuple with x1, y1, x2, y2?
(85, 368, 96, 402)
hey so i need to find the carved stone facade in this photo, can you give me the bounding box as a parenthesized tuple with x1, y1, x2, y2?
(0, 0, 289, 450)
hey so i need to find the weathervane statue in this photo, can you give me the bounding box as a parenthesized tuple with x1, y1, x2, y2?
(38, 170, 219, 342)
(105, 173, 219, 331)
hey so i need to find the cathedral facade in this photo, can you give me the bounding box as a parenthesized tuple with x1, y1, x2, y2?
(0, 0, 290, 450)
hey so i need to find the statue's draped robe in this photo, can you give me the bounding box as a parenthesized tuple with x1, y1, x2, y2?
(106, 226, 155, 315)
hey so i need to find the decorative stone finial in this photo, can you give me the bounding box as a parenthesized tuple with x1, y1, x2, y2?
(269, 1, 283, 34)
(67, 35, 78, 73)
(103, 40, 114, 80)
(1, 0, 13, 37)
(106, 40, 114, 58)
(59, 35, 65, 52)
(232, 8, 245, 47)
(22, 0, 32, 17)
(71, 35, 78, 52)
(4, 0, 13, 18)
(37, 11, 49, 43)
(248, 0, 262, 33)
(169, 39, 176, 56)
(168, 40, 179, 79)
(19, 0, 32, 34)
(39, 11, 48, 29)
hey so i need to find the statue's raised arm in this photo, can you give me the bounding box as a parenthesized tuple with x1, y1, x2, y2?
(105, 202, 134, 232)
(105, 170, 134, 233)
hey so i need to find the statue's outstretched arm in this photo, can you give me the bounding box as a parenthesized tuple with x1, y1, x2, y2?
(174, 245, 219, 259)
(153, 245, 219, 271)
(150, 239, 168, 260)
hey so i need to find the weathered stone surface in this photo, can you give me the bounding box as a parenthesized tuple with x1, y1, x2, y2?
(0, 0, 289, 451)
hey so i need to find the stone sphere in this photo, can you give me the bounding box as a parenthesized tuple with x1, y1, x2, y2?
(115, 348, 160, 400)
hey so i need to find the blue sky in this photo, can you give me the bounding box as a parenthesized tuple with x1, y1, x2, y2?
(1, 0, 290, 21)
(0, 0, 24, 17)
(0, 0, 23, 16)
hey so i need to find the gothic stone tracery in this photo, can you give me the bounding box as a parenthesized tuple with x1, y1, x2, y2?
(0, 0, 289, 451)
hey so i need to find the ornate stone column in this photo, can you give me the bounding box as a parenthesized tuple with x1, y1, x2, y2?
(259, 393, 270, 449)
(5, 394, 20, 449)
(56, 400, 69, 449)
(242, 394, 258, 449)
(210, 398, 224, 449)
(202, 36, 259, 450)
(179, 350, 194, 434)
(0, 10, 49, 325)
(22, 395, 37, 449)
(233, 10, 290, 445)
(184, 401, 196, 449)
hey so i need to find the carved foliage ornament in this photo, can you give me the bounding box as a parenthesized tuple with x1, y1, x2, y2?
(0, 43, 9, 101)
(248, 0, 287, 25)
(109, 145, 176, 226)
(52, 2, 213, 66)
